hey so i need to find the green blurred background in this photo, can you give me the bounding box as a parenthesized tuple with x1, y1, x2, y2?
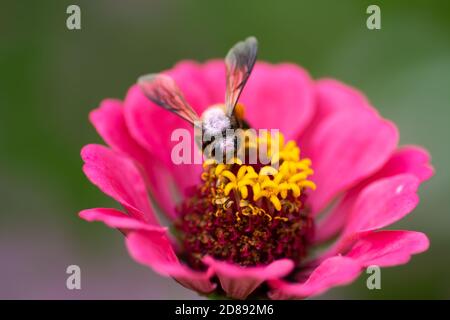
(1, 0, 449, 299)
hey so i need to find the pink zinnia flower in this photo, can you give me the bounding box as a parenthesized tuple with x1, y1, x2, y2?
(80, 38, 433, 299)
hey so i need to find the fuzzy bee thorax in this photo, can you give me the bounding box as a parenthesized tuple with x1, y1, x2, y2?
(201, 105, 231, 136)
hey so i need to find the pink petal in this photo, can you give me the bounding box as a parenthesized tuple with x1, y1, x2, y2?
(370, 145, 434, 182)
(89, 99, 178, 219)
(81, 144, 158, 224)
(200, 60, 227, 104)
(166, 61, 214, 113)
(143, 157, 183, 219)
(312, 79, 377, 119)
(299, 79, 380, 146)
(270, 230, 429, 299)
(90, 99, 148, 163)
(126, 230, 216, 294)
(123, 84, 191, 164)
(79, 209, 213, 293)
(203, 256, 294, 299)
(301, 108, 398, 214)
(124, 84, 202, 197)
(240, 62, 315, 140)
(344, 174, 420, 236)
(315, 146, 434, 243)
(79, 208, 166, 233)
(320, 174, 420, 258)
(124, 61, 211, 161)
(269, 256, 361, 299)
(347, 230, 430, 267)
(298, 79, 380, 166)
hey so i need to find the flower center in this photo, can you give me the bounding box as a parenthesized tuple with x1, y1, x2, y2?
(175, 131, 316, 269)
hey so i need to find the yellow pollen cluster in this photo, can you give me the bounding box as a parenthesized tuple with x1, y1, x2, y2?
(202, 132, 316, 217)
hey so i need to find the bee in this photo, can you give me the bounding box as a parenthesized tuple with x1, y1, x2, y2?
(137, 37, 258, 162)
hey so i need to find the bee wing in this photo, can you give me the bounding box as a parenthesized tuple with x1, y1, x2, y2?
(138, 73, 200, 125)
(225, 36, 258, 117)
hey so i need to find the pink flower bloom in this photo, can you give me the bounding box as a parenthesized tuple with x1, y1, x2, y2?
(80, 52, 433, 299)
